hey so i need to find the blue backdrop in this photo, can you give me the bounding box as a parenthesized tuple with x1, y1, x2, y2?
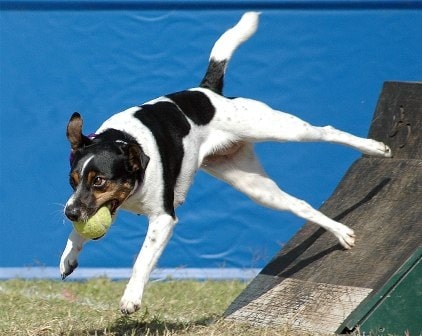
(1, 1, 421, 276)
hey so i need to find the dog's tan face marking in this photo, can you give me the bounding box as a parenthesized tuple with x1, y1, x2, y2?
(70, 171, 80, 189)
(92, 181, 133, 209)
(86, 171, 98, 187)
(73, 168, 133, 216)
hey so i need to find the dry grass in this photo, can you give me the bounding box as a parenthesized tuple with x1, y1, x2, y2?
(0, 278, 300, 336)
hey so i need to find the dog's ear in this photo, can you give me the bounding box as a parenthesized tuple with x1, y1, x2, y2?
(67, 112, 92, 150)
(127, 143, 150, 175)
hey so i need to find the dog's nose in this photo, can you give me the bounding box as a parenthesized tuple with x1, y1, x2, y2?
(65, 206, 80, 221)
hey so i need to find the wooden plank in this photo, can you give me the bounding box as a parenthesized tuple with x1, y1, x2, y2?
(225, 275, 372, 334)
(224, 82, 422, 333)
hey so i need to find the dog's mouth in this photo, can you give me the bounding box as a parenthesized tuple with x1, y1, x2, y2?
(90, 200, 119, 241)
(105, 199, 120, 217)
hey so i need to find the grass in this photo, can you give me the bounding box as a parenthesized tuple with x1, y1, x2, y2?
(3, 278, 395, 336)
(0, 278, 299, 336)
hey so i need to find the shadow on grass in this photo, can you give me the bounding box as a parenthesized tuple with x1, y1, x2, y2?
(86, 314, 217, 335)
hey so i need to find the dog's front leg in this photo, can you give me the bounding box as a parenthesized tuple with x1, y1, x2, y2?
(60, 229, 88, 279)
(120, 213, 176, 314)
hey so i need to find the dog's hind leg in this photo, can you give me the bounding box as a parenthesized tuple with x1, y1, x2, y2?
(202, 143, 355, 249)
(214, 96, 392, 158)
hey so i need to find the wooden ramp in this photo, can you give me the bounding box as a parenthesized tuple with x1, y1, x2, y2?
(224, 81, 422, 335)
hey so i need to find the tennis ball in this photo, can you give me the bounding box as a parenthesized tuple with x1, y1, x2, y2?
(73, 206, 112, 239)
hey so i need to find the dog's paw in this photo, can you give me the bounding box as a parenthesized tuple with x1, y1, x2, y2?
(383, 144, 393, 157)
(120, 286, 143, 314)
(365, 140, 392, 158)
(60, 256, 78, 279)
(336, 226, 356, 250)
(376, 142, 392, 158)
(120, 296, 141, 315)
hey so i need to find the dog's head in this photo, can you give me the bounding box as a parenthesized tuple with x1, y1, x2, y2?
(64, 112, 149, 228)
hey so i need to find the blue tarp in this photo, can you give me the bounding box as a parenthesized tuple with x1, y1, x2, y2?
(1, 2, 421, 276)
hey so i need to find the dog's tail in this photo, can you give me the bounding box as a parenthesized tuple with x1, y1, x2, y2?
(199, 12, 260, 94)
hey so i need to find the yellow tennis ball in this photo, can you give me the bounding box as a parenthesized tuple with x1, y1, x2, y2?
(73, 206, 113, 239)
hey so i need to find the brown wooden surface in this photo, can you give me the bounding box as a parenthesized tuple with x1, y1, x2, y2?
(224, 81, 422, 333)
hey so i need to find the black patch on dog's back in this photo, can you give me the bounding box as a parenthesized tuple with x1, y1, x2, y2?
(167, 90, 215, 126)
(134, 102, 191, 217)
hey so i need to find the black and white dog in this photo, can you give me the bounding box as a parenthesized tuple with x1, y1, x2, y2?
(61, 12, 392, 314)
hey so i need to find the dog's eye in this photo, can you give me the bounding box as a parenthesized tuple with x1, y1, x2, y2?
(93, 176, 107, 188)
